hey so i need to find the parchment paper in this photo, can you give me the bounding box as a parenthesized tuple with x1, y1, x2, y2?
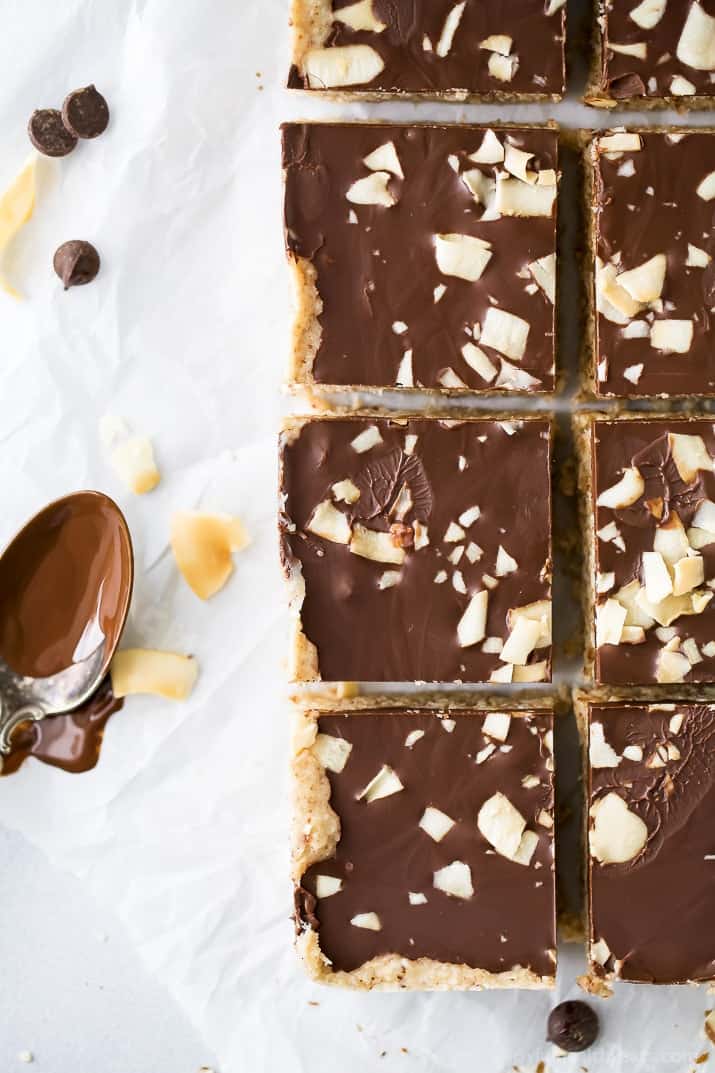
(1, 1, 714, 1069)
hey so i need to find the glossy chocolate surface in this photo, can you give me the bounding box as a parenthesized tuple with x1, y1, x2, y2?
(588, 703, 715, 984)
(0, 491, 132, 680)
(591, 419, 715, 685)
(299, 708, 556, 975)
(283, 123, 558, 392)
(593, 130, 715, 398)
(596, 0, 715, 101)
(288, 0, 565, 97)
(280, 417, 552, 683)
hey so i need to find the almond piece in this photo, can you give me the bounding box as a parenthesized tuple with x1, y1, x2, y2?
(351, 425, 383, 453)
(488, 52, 519, 82)
(676, 1, 715, 71)
(332, 479, 361, 504)
(313, 733, 352, 773)
(650, 319, 694, 353)
(590, 792, 647, 865)
(482, 712, 511, 742)
(433, 860, 473, 900)
(419, 806, 456, 842)
(477, 792, 527, 859)
(457, 590, 488, 647)
(170, 511, 249, 600)
(590, 722, 621, 768)
(480, 307, 530, 362)
(110, 649, 198, 700)
(500, 616, 541, 665)
(350, 912, 381, 930)
(346, 171, 395, 207)
(629, 0, 666, 29)
(315, 875, 343, 898)
(358, 764, 404, 803)
(436, 2, 466, 57)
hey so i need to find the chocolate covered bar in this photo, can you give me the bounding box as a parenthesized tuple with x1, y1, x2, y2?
(577, 415, 715, 686)
(583, 699, 715, 986)
(292, 699, 556, 989)
(280, 415, 552, 684)
(288, 1, 566, 101)
(587, 1, 715, 109)
(283, 123, 559, 399)
(588, 128, 715, 398)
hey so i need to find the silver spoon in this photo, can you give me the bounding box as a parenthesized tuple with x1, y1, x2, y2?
(0, 491, 133, 755)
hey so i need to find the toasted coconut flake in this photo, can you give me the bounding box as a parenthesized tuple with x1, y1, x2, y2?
(0, 156, 37, 298)
(457, 590, 488, 647)
(350, 524, 405, 565)
(436, 2, 466, 57)
(171, 511, 249, 599)
(650, 319, 694, 354)
(313, 733, 352, 773)
(346, 171, 395, 208)
(480, 307, 530, 362)
(110, 649, 198, 700)
(676, 1, 715, 72)
(304, 44, 385, 88)
(435, 233, 492, 282)
(597, 466, 644, 509)
(469, 129, 504, 165)
(433, 860, 473, 900)
(307, 500, 351, 545)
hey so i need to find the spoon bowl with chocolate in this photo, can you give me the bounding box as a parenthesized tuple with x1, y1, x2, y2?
(0, 491, 133, 755)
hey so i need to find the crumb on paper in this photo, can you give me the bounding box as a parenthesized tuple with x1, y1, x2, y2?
(99, 414, 161, 495)
(17, 1052, 33, 1064)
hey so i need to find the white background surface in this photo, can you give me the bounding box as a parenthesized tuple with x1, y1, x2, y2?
(2, 1, 715, 1071)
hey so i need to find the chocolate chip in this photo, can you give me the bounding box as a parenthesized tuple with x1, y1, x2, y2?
(546, 1001, 599, 1053)
(27, 109, 77, 157)
(53, 241, 101, 290)
(61, 85, 110, 140)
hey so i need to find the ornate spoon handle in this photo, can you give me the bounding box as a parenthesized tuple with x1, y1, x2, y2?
(0, 697, 44, 755)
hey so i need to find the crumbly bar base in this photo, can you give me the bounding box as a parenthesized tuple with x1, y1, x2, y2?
(292, 697, 555, 990)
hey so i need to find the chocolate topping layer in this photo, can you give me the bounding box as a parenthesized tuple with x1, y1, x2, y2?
(53, 240, 101, 289)
(280, 417, 552, 683)
(1, 678, 122, 777)
(591, 419, 715, 685)
(0, 492, 132, 680)
(588, 703, 715, 984)
(288, 0, 565, 97)
(593, 130, 715, 398)
(595, 0, 715, 101)
(61, 85, 110, 139)
(27, 108, 77, 157)
(300, 708, 556, 976)
(283, 123, 558, 393)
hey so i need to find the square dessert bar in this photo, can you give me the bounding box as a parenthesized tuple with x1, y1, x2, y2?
(293, 701, 556, 989)
(586, 1, 715, 108)
(288, 1, 566, 101)
(282, 123, 559, 398)
(577, 415, 715, 686)
(280, 415, 552, 684)
(588, 128, 715, 399)
(582, 700, 715, 986)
